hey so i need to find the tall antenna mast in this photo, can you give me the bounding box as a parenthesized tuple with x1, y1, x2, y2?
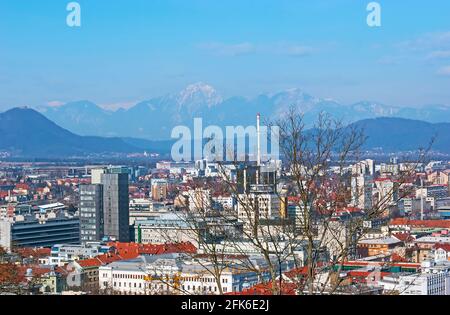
(257, 113, 261, 167)
(420, 177, 424, 221)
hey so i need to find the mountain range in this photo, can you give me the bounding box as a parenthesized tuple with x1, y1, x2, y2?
(352, 118, 450, 154)
(0, 107, 166, 157)
(37, 83, 450, 140)
(1, 107, 450, 158)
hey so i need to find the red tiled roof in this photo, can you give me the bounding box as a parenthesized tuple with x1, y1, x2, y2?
(14, 247, 51, 258)
(287, 196, 301, 203)
(284, 267, 309, 278)
(433, 243, 450, 252)
(77, 258, 102, 268)
(391, 253, 408, 263)
(283, 262, 328, 279)
(107, 242, 197, 257)
(58, 242, 199, 269)
(392, 233, 415, 243)
(17, 265, 52, 282)
(347, 270, 391, 278)
(36, 248, 51, 256)
(55, 266, 70, 276)
(14, 183, 30, 190)
(96, 253, 124, 264)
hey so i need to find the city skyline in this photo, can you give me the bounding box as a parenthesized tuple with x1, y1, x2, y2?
(3, 0, 450, 302)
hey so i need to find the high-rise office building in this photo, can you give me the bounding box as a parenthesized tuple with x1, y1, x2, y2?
(236, 164, 277, 194)
(351, 175, 373, 211)
(79, 166, 130, 243)
(101, 166, 130, 242)
(151, 179, 168, 201)
(237, 184, 281, 237)
(79, 184, 103, 243)
(187, 188, 211, 212)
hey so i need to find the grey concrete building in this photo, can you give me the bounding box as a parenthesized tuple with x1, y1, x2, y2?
(0, 214, 80, 251)
(101, 167, 130, 242)
(79, 184, 103, 243)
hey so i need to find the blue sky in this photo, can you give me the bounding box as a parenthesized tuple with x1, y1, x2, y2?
(0, 0, 450, 110)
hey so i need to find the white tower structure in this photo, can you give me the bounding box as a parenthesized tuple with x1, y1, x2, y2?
(257, 113, 261, 167)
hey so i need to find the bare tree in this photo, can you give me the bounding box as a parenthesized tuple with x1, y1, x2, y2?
(273, 108, 431, 295)
(150, 108, 432, 296)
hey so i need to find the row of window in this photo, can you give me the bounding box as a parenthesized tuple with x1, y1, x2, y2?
(182, 285, 227, 293)
(107, 273, 229, 283)
(183, 277, 228, 284)
(110, 273, 145, 280)
(107, 282, 228, 294)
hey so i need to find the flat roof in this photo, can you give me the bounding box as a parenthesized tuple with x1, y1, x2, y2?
(358, 237, 402, 245)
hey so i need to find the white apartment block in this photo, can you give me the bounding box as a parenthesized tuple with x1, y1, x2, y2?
(398, 273, 450, 295)
(351, 175, 373, 210)
(212, 195, 234, 211)
(99, 254, 265, 295)
(237, 192, 281, 222)
(134, 213, 202, 245)
(187, 189, 212, 212)
(379, 261, 450, 295)
(48, 243, 112, 266)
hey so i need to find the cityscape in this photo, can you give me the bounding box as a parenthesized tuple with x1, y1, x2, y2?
(1, 0, 450, 305)
(1, 113, 450, 297)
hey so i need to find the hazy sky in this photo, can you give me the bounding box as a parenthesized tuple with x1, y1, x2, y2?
(0, 0, 450, 110)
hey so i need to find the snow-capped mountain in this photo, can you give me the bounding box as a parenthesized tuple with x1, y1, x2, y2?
(38, 83, 450, 140)
(270, 88, 321, 113)
(176, 82, 223, 109)
(350, 101, 400, 117)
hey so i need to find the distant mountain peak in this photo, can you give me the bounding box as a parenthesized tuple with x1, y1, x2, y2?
(267, 88, 322, 115)
(283, 87, 308, 95)
(274, 88, 319, 102)
(5, 106, 45, 117)
(351, 101, 399, 116)
(267, 87, 310, 98)
(176, 82, 223, 108)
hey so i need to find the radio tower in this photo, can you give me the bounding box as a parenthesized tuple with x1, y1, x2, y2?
(257, 113, 261, 167)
